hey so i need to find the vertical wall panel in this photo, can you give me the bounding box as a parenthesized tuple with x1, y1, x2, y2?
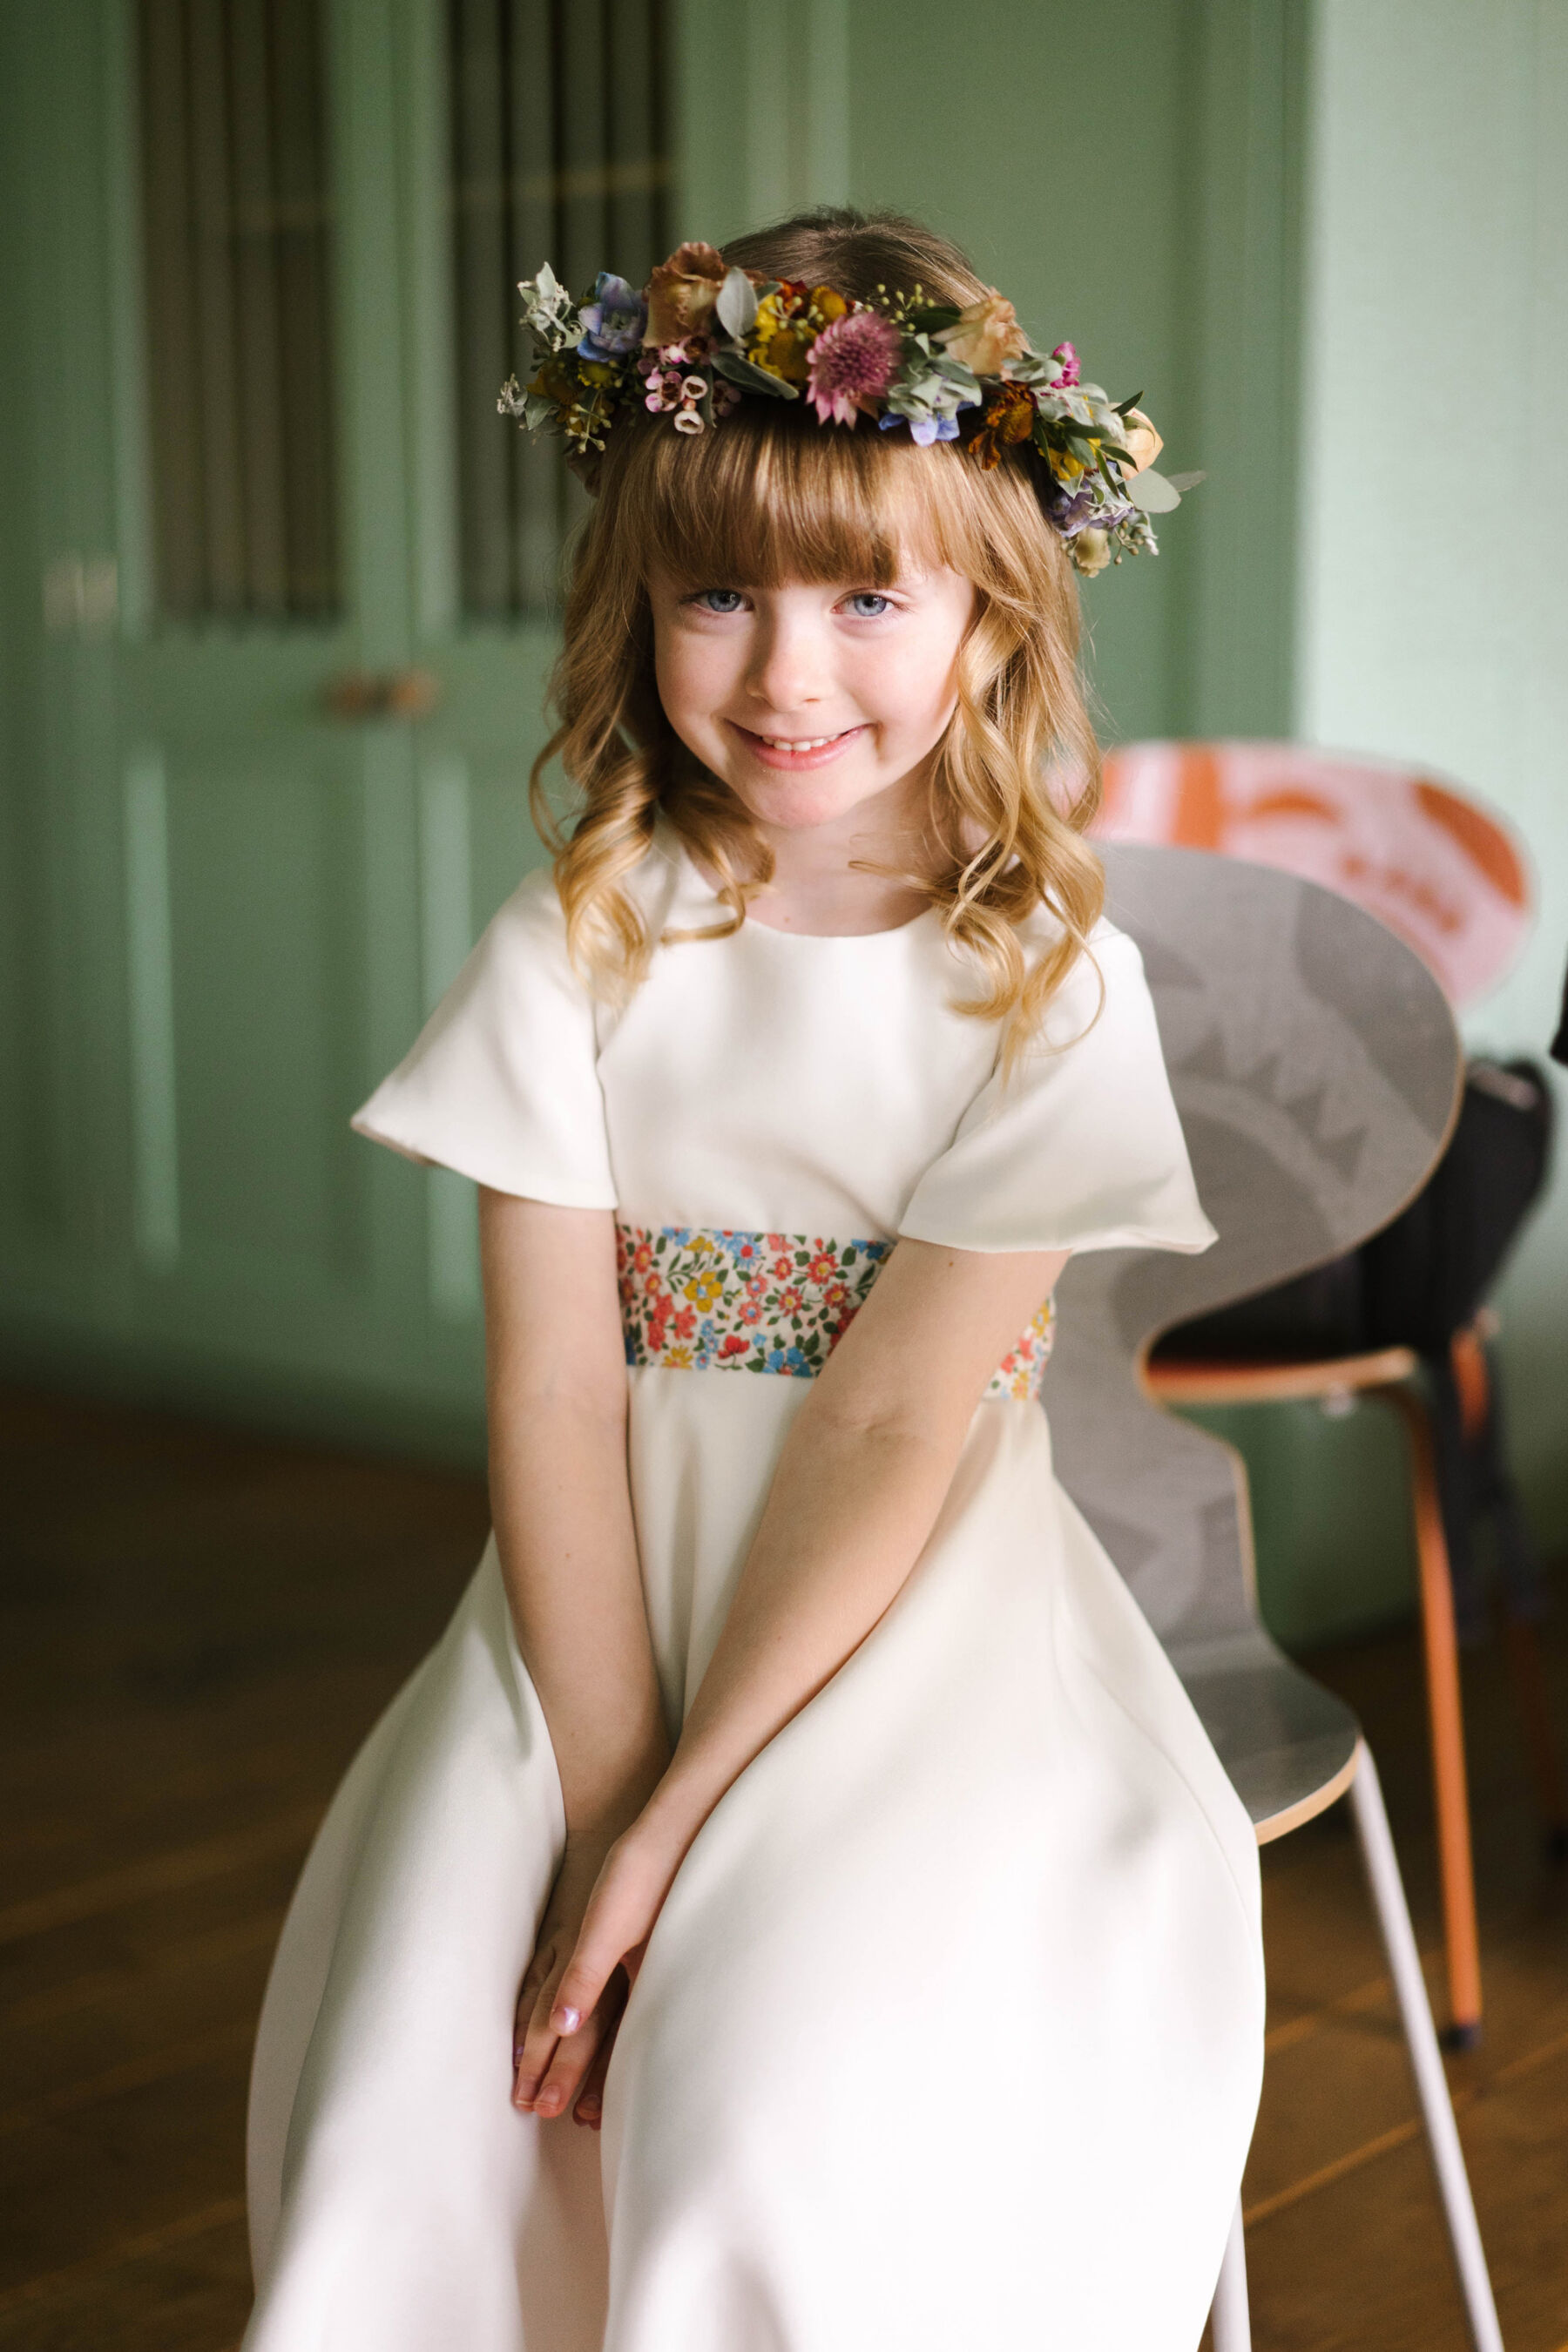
(123, 753, 181, 1272)
(1297, 0, 1568, 1544)
(137, 0, 340, 619)
(449, 0, 670, 617)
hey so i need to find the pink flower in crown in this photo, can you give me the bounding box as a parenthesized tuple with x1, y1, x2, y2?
(805, 308, 902, 426)
(1051, 341, 1081, 388)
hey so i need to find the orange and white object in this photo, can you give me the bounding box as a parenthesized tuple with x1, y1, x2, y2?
(1095, 740, 1531, 1010)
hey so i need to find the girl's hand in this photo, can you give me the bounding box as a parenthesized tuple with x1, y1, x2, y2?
(518, 1813, 691, 2123)
(512, 1840, 628, 2130)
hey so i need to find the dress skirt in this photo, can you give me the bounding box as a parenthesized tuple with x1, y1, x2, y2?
(244, 1370, 1265, 2352)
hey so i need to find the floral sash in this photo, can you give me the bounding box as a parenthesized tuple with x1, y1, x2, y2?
(616, 1224, 1055, 1402)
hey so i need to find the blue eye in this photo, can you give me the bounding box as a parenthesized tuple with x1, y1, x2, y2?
(693, 589, 746, 613)
(844, 591, 892, 618)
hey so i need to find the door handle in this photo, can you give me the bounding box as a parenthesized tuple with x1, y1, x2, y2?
(325, 668, 442, 721)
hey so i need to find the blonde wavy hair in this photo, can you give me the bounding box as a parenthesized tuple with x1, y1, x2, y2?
(531, 207, 1105, 1057)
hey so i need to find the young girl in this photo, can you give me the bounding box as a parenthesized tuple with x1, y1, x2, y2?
(244, 209, 1265, 2351)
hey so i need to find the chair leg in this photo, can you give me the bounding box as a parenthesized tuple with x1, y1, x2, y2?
(1386, 1384, 1483, 2044)
(1208, 2196, 1250, 2352)
(1348, 1743, 1504, 2352)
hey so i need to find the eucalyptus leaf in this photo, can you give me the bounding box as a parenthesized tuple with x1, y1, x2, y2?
(711, 349, 798, 399)
(1164, 470, 1206, 494)
(933, 356, 980, 395)
(716, 267, 759, 343)
(1131, 467, 1182, 512)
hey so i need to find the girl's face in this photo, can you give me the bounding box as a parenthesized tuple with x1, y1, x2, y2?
(649, 560, 976, 840)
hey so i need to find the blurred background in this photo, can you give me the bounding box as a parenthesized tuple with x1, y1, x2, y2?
(1, 4, 1566, 2347)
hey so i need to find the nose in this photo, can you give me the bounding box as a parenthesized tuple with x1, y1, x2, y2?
(746, 605, 828, 717)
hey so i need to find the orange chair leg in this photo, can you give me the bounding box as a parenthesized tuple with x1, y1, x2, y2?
(1386, 1386, 1484, 2046)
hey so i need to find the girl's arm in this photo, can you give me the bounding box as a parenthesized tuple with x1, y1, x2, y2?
(480, 1191, 670, 2118)
(523, 1235, 1068, 2114)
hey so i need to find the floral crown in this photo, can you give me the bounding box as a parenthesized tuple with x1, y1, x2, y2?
(499, 242, 1200, 577)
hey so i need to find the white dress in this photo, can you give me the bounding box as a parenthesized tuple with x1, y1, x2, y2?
(244, 830, 1265, 2352)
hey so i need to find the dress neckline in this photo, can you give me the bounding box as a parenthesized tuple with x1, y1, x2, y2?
(666, 833, 942, 945)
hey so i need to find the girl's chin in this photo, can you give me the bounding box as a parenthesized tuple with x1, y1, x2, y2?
(733, 774, 892, 833)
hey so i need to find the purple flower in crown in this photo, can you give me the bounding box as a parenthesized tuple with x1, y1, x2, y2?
(1043, 483, 1098, 537)
(910, 415, 962, 446)
(578, 273, 647, 363)
(805, 308, 902, 426)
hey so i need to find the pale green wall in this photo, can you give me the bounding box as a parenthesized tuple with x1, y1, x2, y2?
(1220, 0, 1568, 1648)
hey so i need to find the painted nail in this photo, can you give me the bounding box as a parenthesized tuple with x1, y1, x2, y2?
(552, 2004, 582, 2034)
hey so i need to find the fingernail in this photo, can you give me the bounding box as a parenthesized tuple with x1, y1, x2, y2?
(552, 2004, 581, 2034)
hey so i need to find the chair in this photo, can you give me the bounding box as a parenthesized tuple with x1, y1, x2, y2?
(1047, 843, 1504, 2351)
(1091, 740, 1558, 2048)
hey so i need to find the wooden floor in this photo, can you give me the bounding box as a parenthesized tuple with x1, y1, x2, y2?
(1, 1383, 1565, 2351)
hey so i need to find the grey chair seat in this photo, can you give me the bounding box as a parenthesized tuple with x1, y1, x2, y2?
(1172, 1628, 1359, 1839)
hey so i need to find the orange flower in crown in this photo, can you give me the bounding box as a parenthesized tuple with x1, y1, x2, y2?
(644, 242, 727, 345)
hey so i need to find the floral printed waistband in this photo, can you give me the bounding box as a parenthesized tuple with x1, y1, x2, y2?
(615, 1223, 1055, 1403)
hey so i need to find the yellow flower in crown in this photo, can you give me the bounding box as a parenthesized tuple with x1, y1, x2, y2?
(751, 286, 814, 385)
(528, 357, 578, 409)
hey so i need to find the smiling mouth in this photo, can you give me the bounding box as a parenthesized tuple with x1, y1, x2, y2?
(733, 723, 865, 762)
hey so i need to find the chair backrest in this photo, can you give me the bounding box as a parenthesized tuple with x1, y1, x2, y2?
(1094, 739, 1531, 1010)
(1045, 843, 1459, 1664)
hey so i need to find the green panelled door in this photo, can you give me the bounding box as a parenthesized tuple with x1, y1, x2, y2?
(1, 0, 675, 1456)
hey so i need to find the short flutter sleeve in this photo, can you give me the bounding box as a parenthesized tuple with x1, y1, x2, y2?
(898, 922, 1215, 1257)
(351, 869, 617, 1208)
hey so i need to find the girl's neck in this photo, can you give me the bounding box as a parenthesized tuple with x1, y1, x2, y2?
(727, 773, 939, 939)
